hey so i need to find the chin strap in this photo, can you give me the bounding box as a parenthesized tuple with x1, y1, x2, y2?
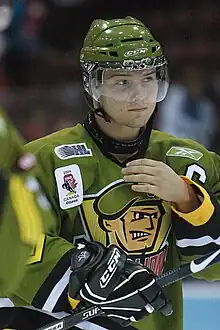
(84, 92, 111, 123)
(94, 108, 111, 123)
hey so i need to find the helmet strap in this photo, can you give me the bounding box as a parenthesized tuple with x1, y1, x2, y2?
(84, 92, 111, 123)
(94, 108, 111, 123)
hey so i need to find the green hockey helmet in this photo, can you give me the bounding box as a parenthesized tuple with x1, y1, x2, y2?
(80, 17, 169, 105)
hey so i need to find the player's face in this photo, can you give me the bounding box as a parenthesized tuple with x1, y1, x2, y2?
(99, 68, 158, 128)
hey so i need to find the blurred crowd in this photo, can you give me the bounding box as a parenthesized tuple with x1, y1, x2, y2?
(1, 0, 220, 153)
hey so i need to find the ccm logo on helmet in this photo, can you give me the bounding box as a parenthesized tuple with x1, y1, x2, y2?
(99, 248, 121, 288)
(124, 48, 148, 57)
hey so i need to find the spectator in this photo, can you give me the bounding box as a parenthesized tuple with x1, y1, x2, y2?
(156, 65, 218, 149)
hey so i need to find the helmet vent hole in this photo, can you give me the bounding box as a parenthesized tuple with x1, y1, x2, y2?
(99, 51, 108, 55)
(152, 46, 157, 53)
(109, 51, 118, 57)
(121, 37, 143, 42)
(106, 43, 114, 47)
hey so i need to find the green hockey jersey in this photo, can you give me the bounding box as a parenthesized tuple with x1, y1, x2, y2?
(8, 122, 220, 330)
(0, 109, 56, 296)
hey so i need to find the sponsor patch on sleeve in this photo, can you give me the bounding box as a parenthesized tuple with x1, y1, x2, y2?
(54, 143, 92, 159)
(54, 164, 83, 210)
(166, 146, 203, 161)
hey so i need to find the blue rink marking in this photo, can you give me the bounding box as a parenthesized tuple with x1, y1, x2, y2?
(183, 281, 220, 330)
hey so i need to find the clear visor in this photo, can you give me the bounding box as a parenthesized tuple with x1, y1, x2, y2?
(89, 65, 169, 104)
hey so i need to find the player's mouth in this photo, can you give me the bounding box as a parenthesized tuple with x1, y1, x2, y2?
(129, 230, 151, 240)
(128, 107, 147, 112)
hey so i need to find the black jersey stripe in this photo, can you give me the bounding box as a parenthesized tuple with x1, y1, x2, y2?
(32, 248, 75, 311)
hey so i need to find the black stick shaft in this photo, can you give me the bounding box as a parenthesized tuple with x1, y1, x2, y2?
(37, 305, 104, 330)
(156, 248, 220, 288)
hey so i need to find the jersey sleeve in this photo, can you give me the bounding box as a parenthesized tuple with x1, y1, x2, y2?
(10, 143, 74, 313)
(162, 140, 220, 255)
(11, 140, 95, 314)
(162, 139, 220, 280)
(163, 140, 220, 280)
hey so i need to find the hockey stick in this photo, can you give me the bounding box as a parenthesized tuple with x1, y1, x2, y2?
(37, 248, 220, 330)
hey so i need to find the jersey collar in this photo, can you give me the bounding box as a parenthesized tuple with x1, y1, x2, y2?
(83, 111, 154, 165)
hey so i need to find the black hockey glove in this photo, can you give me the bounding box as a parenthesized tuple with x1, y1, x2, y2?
(68, 242, 172, 327)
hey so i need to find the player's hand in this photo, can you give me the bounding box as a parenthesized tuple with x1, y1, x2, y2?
(122, 158, 190, 204)
(68, 242, 172, 327)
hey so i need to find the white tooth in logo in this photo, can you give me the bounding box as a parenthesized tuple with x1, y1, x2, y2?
(190, 249, 220, 273)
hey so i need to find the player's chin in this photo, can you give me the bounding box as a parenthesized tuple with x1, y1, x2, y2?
(126, 122, 147, 129)
(128, 115, 151, 128)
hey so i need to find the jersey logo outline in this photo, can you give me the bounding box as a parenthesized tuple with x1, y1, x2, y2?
(166, 146, 203, 161)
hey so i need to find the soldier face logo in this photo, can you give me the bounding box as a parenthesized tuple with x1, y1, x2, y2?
(80, 181, 172, 274)
(101, 203, 164, 253)
(82, 181, 171, 252)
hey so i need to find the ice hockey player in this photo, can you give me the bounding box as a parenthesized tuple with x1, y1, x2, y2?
(4, 17, 220, 330)
(0, 108, 45, 297)
(0, 108, 56, 312)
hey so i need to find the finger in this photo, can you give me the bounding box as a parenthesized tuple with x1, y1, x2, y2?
(131, 184, 157, 194)
(122, 165, 156, 176)
(126, 159, 158, 167)
(123, 174, 156, 185)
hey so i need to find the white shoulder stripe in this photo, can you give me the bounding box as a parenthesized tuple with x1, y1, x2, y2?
(176, 236, 220, 248)
(42, 267, 72, 312)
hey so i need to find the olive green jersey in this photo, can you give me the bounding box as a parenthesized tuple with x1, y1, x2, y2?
(0, 110, 56, 296)
(8, 123, 220, 330)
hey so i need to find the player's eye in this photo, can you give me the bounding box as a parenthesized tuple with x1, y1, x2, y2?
(115, 79, 130, 86)
(143, 75, 154, 82)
